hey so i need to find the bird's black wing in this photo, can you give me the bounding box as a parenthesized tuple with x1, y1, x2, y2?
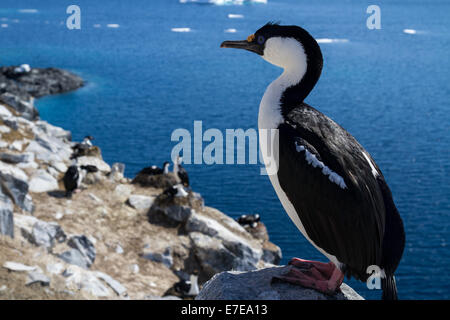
(178, 167, 190, 186)
(138, 166, 162, 175)
(276, 104, 386, 279)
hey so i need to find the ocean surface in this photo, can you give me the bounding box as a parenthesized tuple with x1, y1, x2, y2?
(1, 0, 449, 299)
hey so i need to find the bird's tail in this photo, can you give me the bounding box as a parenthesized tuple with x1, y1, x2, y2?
(382, 274, 398, 300)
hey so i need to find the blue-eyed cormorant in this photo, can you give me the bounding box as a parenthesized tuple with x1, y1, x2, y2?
(71, 135, 95, 159)
(173, 156, 190, 187)
(221, 23, 405, 300)
(63, 164, 98, 198)
(138, 161, 170, 176)
(237, 214, 260, 228)
(174, 273, 199, 298)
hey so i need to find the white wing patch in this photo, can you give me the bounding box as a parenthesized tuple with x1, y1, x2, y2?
(295, 142, 347, 189)
(362, 152, 379, 178)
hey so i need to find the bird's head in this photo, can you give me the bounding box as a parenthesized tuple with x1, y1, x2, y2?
(221, 22, 323, 104)
(221, 22, 322, 69)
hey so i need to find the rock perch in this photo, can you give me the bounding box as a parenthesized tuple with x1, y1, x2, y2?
(196, 266, 364, 300)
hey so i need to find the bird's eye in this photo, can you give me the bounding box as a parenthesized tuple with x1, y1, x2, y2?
(257, 35, 265, 44)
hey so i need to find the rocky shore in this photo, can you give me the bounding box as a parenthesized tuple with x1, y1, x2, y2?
(0, 65, 282, 299)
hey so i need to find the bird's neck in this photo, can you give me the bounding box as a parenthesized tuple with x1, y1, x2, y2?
(259, 46, 322, 130)
(259, 67, 306, 130)
(188, 275, 199, 295)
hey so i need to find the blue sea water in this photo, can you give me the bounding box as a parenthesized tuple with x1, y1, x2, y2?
(1, 0, 449, 299)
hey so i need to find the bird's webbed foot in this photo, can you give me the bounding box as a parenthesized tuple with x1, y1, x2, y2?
(271, 258, 344, 295)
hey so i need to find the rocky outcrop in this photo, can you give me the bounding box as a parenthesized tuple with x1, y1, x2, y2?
(0, 65, 362, 300)
(0, 66, 83, 100)
(196, 266, 364, 300)
(0, 186, 14, 238)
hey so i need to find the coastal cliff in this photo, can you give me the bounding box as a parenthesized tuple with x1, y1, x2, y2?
(0, 65, 363, 300)
(0, 65, 281, 299)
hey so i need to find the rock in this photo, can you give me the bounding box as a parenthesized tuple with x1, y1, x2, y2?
(186, 213, 262, 276)
(3, 261, 36, 272)
(196, 266, 364, 300)
(0, 165, 31, 212)
(26, 270, 50, 286)
(0, 104, 13, 117)
(14, 213, 38, 234)
(261, 241, 282, 265)
(245, 222, 269, 241)
(46, 263, 64, 275)
(31, 220, 66, 249)
(54, 212, 64, 220)
(115, 244, 124, 254)
(0, 157, 27, 177)
(59, 249, 90, 269)
(127, 194, 155, 211)
(189, 232, 237, 278)
(88, 193, 102, 203)
(94, 271, 127, 296)
(2, 117, 18, 131)
(114, 184, 134, 203)
(51, 161, 68, 173)
(9, 140, 25, 152)
(0, 152, 34, 164)
(129, 264, 139, 274)
(35, 120, 71, 141)
(22, 194, 34, 213)
(62, 265, 111, 297)
(0, 92, 38, 120)
(0, 187, 14, 238)
(0, 66, 84, 99)
(143, 247, 173, 268)
(66, 235, 96, 268)
(25, 140, 60, 164)
(149, 204, 194, 226)
(165, 205, 193, 223)
(145, 295, 182, 300)
(29, 170, 58, 193)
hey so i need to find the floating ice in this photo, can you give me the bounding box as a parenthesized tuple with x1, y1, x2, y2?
(171, 27, 191, 32)
(18, 9, 38, 13)
(403, 29, 417, 35)
(180, 0, 266, 5)
(228, 14, 244, 18)
(316, 38, 349, 44)
(107, 24, 120, 28)
(1, 24, 8, 28)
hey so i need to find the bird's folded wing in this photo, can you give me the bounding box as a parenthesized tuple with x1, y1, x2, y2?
(276, 107, 385, 279)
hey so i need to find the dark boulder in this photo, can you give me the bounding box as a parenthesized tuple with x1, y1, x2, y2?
(0, 186, 14, 238)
